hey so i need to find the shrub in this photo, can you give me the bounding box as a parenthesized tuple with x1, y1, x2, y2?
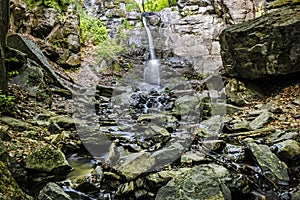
(94, 38, 124, 62)
(80, 13, 108, 45)
(142, 0, 177, 12)
(0, 91, 15, 116)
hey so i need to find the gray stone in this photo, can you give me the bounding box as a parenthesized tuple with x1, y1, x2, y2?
(220, 5, 300, 79)
(25, 147, 72, 173)
(31, 8, 59, 38)
(175, 95, 199, 115)
(229, 120, 251, 132)
(245, 140, 289, 185)
(146, 168, 190, 184)
(49, 115, 75, 129)
(181, 150, 207, 164)
(117, 151, 155, 180)
(150, 142, 184, 167)
(13, 58, 52, 105)
(38, 182, 72, 200)
(156, 164, 231, 200)
(273, 139, 300, 161)
(249, 110, 273, 130)
(144, 125, 171, 144)
(0, 116, 29, 131)
(195, 115, 225, 138)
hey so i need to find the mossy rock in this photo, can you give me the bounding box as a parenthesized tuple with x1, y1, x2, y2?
(25, 147, 72, 173)
(0, 161, 33, 199)
(271, 0, 300, 8)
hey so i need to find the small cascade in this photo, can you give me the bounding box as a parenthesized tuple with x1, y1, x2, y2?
(142, 15, 161, 87)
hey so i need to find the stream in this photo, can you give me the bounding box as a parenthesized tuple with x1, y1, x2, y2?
(55, 2, 300, 200)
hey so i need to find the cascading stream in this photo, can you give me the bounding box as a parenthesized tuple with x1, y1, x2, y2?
(142, 15, 156, 60)
(142, 15, 161, 87)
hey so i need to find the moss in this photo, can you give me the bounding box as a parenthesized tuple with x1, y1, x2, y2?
(0, 161, 32, 199)
(271, 0, 300, 8)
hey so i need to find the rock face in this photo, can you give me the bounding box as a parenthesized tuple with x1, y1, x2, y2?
(9, 0, 81, 68)
(156, 163, 231, 200)
(220, 4, 300, 79)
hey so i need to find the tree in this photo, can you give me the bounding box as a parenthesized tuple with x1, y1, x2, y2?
(0, 0, 9, 94)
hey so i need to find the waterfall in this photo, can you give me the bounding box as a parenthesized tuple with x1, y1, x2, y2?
(142, 15, 160, 87)
(142, 16, 156, 60)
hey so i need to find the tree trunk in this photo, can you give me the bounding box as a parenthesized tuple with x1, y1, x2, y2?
(0, 0, 9, 94)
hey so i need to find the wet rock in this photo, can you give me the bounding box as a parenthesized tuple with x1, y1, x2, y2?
(145, 125, 171, 144)
(117, 151, 155, 180)
(25, 147, 72, 173)
(249, 110, 274, 130)
(49, 115, 75, 130)
(272, 139, 300, 162)
(220, 4, 300, 79)
(181, 150, 208, 164)
(93, 165, 104, 183)
(38, 182, 72, 200)
(146, 168, 190, 185)
(156, 163, 231, 200)
(245, 140, 289, 185)
(0, 116, 29, 131)
(0, 161, 32, 200)
(223, 144, 246, 162)
(202, 139, 226, 152)
(194, 115, 225, 138)
(116, 181, 134, 196)
(137, 114, 168, 124)
(150, 142, 184, 167)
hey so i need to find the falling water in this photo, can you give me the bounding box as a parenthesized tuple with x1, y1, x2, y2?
(142, 16, 156, 60)
(142, 15, 161, 87)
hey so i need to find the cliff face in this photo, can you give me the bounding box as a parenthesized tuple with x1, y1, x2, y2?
(220, 3, 300, 79)
(9, 0, 81, 68)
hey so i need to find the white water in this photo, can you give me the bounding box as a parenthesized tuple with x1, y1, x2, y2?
(142, 15, 161, 88)
(142, 16, 156, 60)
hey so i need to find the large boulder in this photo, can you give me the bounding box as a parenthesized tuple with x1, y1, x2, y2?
(25, 147, 72, 173)
(156, 163, 231, 200)
(220, 4, 300, 79)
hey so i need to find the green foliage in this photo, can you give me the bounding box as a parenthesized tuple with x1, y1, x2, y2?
(94, 39, 124, 62)
(80, 13, 108, 45)
(8, 70, 19, 77)
(25, 0, 81, 13)
(44, 0, 62, 12)
(125, 0, 140, 11)
(0, 91, 15, 116)
(142, 0, 177, 12)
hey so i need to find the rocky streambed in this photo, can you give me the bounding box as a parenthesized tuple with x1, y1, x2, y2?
(1, 54, 300, 200)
